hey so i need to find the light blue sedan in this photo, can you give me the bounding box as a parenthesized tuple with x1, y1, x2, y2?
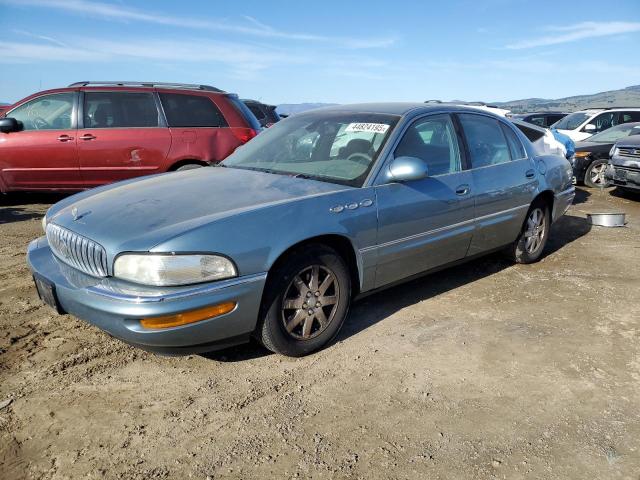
(27, 104, 575, 356)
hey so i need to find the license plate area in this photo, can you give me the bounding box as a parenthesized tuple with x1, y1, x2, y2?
(614, 169, 628, 180)
(33, 275, 64, 314)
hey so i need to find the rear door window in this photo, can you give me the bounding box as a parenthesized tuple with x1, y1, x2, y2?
(84, 92, 159, 128)
(500, 124, 527, 160)
(620, 111, 640, 123)
(458, 114, 511, 168)
(159, 93, 228, 128)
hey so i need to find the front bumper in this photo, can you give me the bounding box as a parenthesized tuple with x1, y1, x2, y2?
(607, 164, 640, 191)
(27, 237, 267, 355)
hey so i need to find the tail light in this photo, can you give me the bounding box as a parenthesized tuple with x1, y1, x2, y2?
(230, 127, 258, 144)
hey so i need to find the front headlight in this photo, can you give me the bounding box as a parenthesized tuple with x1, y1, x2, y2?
(41, 215, 47, 233)
(609, 146, 618, 158)
(113, 254, 237, 286)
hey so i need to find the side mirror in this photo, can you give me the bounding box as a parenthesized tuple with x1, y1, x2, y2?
(388, 156, 429, 182)
(584, 124, 596, 133)
(0, 117, 22, 133)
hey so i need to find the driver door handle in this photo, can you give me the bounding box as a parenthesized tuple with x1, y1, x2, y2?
(57, 135, 74, 142)
(525, 169, 536, 179)
(455, 184, 470, 196)
(80, 134, 96, 141)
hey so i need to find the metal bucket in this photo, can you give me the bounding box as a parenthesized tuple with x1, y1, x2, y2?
(586, 212, 626, 227)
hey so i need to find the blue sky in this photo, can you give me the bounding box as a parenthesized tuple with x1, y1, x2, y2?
(1, 0, 639, 104)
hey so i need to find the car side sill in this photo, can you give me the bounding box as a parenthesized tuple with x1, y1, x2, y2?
(354, 245, 510, 301)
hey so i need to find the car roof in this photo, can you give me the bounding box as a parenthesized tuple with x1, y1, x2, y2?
(301, 102, 507, 117)
(577, 108, 640, 113)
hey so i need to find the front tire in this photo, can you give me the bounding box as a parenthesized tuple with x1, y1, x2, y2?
(584, 160, 610, 188)
(257, 244, 351, 357)
(509, 202, 550, 264)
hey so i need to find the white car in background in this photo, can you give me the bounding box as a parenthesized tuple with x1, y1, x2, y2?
(551, 108, 640, 142)
(510, 119, 567, 158)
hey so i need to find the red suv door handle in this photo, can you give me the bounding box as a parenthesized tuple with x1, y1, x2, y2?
(80, 134, 97, 141)
(57, 134, 74, 142)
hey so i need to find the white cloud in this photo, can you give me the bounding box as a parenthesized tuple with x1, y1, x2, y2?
(0, 0, 396, 49)
(506, 21, 640, 49)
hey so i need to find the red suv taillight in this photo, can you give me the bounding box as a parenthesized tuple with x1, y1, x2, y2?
(230, 127, 258, 144)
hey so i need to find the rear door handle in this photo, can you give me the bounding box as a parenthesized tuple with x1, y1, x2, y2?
(57, 135, 74, 142)
(80, 134, 96, 141)
(525, 169, 535, 179)
(455, 184, 470, 196)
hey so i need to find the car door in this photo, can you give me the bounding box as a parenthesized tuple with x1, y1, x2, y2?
(372, 113, 475, 288)
(456, 113, 536, 255)
(0, 92, 81, 190)
(77, 90, 171, 186)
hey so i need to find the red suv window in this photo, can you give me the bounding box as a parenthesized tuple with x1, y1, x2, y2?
(159, 93, 228, 128)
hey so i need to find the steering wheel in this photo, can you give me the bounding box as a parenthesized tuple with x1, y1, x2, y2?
(31, 117, 49, 130)
(346, 152, 372, 166)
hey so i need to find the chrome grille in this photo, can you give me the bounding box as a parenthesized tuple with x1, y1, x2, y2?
(46, 223, 108, 277)
(617, 148, 640, 159)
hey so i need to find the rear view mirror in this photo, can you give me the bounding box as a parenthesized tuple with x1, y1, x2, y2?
(584, 124, 596, 132)
(388, 156, 429, 182)
(0, 117, 22, 133)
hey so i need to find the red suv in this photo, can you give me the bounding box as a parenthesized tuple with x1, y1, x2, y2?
(0, 81, 261, 192)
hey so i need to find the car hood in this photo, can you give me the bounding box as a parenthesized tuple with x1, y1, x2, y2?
(575, 141, 611, 151)
(48, 167, 351, 253)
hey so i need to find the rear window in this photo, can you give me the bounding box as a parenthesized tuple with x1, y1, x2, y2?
(227, 96, 262, 131)
(159, 93, 227, 128)
(514, 122, 545, 142)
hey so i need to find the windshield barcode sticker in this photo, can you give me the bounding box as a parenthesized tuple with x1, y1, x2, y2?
(345, 123, 390, 134)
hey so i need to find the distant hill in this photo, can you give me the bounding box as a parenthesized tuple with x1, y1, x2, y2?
(494, 85, 640, 113)
(277, 103, 337, 116)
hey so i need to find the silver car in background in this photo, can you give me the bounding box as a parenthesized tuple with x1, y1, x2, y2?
(28, 103, 574, 357)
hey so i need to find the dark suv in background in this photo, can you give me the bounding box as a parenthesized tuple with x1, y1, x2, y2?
(510, 112, 568, 128)
(242, 99, 280, 128)
(0, 81, 261, 192)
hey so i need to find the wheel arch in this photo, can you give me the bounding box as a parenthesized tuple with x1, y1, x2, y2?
(266, 234, 362, 298)
(532, 189, 555, 217)
(168, 159, 209, 171)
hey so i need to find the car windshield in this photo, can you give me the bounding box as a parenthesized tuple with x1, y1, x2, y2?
(585, 123, 640, 143)
(221, 112, 400, 187)
(552, 112, 590, 130)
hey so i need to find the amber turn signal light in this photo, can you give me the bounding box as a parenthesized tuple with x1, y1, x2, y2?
(140, 302, 236, 329)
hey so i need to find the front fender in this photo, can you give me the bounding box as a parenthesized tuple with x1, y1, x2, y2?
(151, 188, 378, 289)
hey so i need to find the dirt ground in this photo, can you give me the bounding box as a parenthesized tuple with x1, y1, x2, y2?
(1, 186, 639, 480)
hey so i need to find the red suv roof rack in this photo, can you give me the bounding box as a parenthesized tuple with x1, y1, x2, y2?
(68, 81, 225, 93)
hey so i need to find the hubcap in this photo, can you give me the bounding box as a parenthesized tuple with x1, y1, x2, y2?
(524, 208, 546, 254)
(281, 265, 339, 340)
(590, 163, 607, 185)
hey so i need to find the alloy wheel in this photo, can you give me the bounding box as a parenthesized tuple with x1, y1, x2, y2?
(590, 163, 608, 186)
(281, 265, 340, 340)
(524, 208, 546, 254)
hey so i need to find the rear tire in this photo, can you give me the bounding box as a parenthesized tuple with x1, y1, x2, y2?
(584, 160, 610, 188)
(175, 163, 203, 171)
(256, 244, 351, 357)
(508, 201, 550, 264)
